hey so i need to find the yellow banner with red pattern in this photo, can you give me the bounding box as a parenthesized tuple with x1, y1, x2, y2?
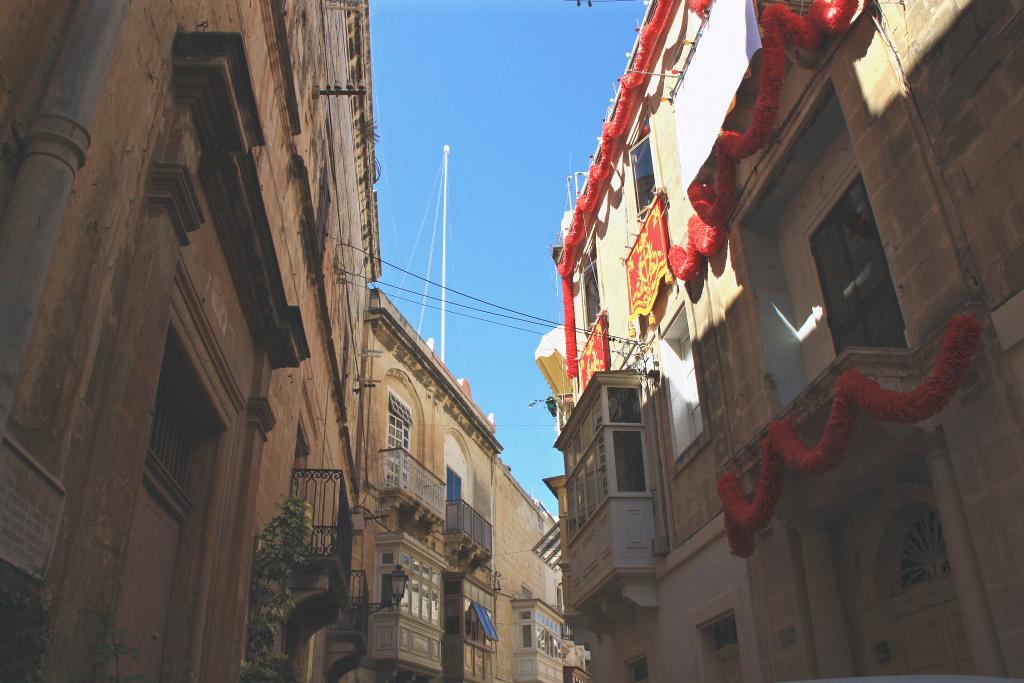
(626, 194, 672, 328)
(577, 312, 609, 393)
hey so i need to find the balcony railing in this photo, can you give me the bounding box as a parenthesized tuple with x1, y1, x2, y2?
(375, 447, 445, 518)
(338, 569, 369, 633)
(291, 469, 353, 583)
(445, 499, 492, 553)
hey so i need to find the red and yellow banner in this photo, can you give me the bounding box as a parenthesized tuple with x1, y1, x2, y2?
(577, 312, 609, 393)
(626, 194, 672, 328)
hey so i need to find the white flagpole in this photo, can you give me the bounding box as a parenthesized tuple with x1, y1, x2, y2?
(440, 144, 450, 362)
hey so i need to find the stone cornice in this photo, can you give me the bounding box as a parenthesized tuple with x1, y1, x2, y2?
(367, 290, 501, 454)
(725, 305, 986, 478)
(148, 161, 204, 245)
(173, 32, 310, 370)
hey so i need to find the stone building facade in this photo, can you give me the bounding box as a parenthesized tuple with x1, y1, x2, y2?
(0, 1, 378, 681)
(341, 289, 580, 683)
(537, 1, 1024, 682)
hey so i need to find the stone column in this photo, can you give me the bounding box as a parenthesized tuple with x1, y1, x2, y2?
(799, 527, 854, 677)
(0, 0, 129, 435)
(926, 433, 1007, 676)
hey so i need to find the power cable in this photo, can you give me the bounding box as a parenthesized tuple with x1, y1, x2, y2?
(338, 241, 641, 346)
(340, 266, 640, 346)
(370, 288, 559, 337)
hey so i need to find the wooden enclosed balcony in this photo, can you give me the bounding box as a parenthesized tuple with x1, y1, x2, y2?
(375, 447, 446, 533)
(443, 637, 494, 683)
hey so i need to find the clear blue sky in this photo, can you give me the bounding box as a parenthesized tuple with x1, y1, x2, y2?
(369, 0, 648, 512)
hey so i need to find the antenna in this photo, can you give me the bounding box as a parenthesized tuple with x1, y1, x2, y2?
(441, 144, 450, 362)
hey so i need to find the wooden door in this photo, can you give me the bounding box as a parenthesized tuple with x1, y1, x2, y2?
(899, 597, 973, 674)
(115, 484, 181, 681)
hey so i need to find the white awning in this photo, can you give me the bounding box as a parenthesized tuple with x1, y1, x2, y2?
(535, 328, 572, 396)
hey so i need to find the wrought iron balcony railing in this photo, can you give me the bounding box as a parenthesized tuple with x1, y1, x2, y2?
(445, 499, 492, 553)
(337, 569, 369, 633)
(290, 468, 354, 585)
(375, 447, 445, 518)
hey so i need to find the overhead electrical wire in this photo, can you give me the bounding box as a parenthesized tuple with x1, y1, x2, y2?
(337, 265, 639, 346)
(370, 288, 557, 337)
(338, 240, 640, 345)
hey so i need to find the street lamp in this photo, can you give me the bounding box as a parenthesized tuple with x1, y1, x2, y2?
(367, 564, 409, 614)
(387, 564, 409, 607)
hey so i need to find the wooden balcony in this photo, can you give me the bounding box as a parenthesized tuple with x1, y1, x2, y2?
(565, 495, 657, 624)
(444, 498, 492, 569)
(443, 636, 494, 683)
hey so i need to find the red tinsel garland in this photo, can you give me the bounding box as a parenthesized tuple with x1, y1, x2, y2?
(560, 0, 863, 377)
(559, 0, 678, 377)
(667, 0, 862, 282)
(719, 313, 982, 557)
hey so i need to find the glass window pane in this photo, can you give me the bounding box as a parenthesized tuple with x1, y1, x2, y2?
(812, 177, 905, 354)
(585, 456, 597, 515)
(613, 431, 646, 492)
(583, 255, 601, 330)
(595, 439, 608, 499)
(630, 134, 657, 209)
(522, 624, 533, 648)
(608, 387, 641, 423)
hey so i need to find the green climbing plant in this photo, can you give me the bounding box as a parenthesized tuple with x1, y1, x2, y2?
(0, 578, 50, 683)
(240, 496, 312, 683)
(72, 621, 150, 683)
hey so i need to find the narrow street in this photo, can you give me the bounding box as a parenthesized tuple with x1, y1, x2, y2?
(0, 1, 1022, 683)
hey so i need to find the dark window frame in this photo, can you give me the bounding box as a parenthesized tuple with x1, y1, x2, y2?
(811, 176, 906, 354)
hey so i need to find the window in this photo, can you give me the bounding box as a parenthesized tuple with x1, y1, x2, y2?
(629, 656, 650, 683)
(608, 387, 642, 423)
(630, 122, 657, 210)
(387, 392, 412, 450)
(613, 431, 647, 492)
(811, 177, 905, 353)
(148, 383, 197, 495)
(897, 507, 950, 593)
(381, 547, 440, 625)
(582, 248, 602, 330)
(661, 313, 703, 457)
(446, 467, 462, 502)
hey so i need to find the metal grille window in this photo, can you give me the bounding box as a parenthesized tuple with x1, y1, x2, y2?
(811, 177, 906, 353)
(898, 508, 950, 593)
(387, 393, 412, 450)
(148, 386, 195, 492)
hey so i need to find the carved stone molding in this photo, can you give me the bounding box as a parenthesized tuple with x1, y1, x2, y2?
(247, 397, 277, 442)
(172, 32, 264, 152)
(172, 32, 309, 369)
(148, 161, 204, 245)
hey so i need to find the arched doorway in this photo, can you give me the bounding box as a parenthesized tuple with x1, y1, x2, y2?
(885, 505, 972, 674)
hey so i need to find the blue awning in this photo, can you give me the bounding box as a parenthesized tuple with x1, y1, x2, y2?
(472, 601, 499, 641)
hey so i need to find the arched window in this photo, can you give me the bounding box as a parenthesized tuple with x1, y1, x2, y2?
(897, 507, 950, 593)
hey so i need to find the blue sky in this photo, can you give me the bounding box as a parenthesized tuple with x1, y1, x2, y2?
(369, 0, 649, 512)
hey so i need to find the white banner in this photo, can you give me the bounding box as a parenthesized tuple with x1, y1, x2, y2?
(674, 0, 761, 192)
